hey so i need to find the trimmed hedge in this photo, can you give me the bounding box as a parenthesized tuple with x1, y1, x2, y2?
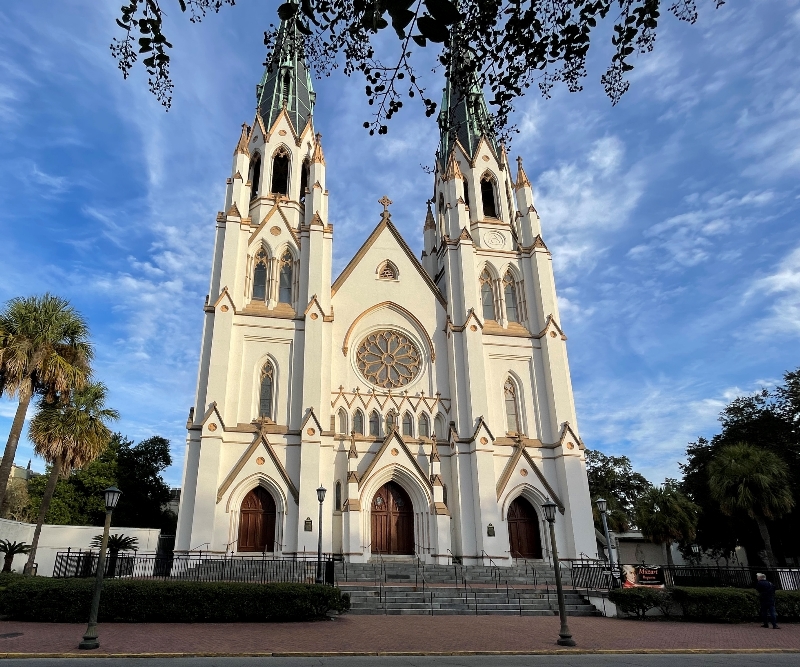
(609, 585, 800, 623)
(0, 575, 350, 623)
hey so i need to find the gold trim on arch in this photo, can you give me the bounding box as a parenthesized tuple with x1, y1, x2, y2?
(341, 301, 435, 361)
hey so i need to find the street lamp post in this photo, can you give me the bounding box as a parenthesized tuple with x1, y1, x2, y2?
(315, 486, 326, 584)
(79, 486, 122, 650)
(595, 498, 615, 567)
(542, 498, 576, 647)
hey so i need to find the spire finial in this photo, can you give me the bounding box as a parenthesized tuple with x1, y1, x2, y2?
(379, 195, 393, 216)
(515, 156, 532, 191)
(311, 133, 325, 164)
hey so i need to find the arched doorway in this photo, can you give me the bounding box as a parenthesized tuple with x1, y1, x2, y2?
(371, 481, 414, 555)
(237, 486, 276, 552)
(507, 496, 542, 558)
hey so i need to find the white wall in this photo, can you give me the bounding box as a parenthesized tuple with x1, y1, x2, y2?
(0, 518, 160, 576)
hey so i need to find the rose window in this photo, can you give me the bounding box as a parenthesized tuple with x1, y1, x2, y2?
(356, 329, 421, 388)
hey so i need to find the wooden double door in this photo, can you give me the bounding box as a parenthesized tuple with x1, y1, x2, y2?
(371, 481, 414, 555)
(237, 486, 276, 552)
(507, 497, 543, 558)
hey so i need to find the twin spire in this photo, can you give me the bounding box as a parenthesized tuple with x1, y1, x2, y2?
(256, 2, 315, 135)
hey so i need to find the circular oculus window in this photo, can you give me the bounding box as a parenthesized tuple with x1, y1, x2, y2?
(355, 329, 422, 389)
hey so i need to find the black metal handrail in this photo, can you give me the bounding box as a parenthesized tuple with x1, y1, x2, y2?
(52, 551, 336, 584)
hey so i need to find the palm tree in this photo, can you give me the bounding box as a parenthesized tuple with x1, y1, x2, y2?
(0, 294, 92, 513)
(708, 442, 794, 568)
(635, 485, 699, 566)
(90, 533, 139, 578)
(0, 539, 31, 573)
(23, 382, 118, 575)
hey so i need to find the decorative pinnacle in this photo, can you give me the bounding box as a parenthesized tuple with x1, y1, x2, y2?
(379, 195, 393, 214)
(515, 156, 532, 190)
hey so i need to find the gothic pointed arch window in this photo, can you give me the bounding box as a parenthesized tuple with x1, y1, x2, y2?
(480, 268, 496, 321)
(506, 181, 514, 220)
(462, 177, 470, 209)
(271, 147, 290, 196)
(402, 412, 413, 437)
(369, 410, 381, 437)
(504, 378, 521, 434)
(385, 410, 396, 434)
(353, 409, 365, 435)
(481, 173, 498, 218)
(250, 153, 262, 199)
(259, 361, 275, 420)
(277, 249, 293, 305)
(503, 271, 519, 323)
(434, 414, 446, 440)
(335, 480, 342, 511)
(418, 413, 430, 439)
(338, 408, 348, 435)
(300, 158, 309, 202)
(281, 69, 291, 107)
(252, 247, 268, 301)
(438, 192, 445, 239)
(377, 260, 398, 281)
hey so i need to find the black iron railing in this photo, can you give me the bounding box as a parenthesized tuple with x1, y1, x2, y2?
(566, 559, 800, 592)
(53, 551, 336, 585)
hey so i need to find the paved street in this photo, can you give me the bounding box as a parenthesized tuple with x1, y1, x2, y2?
(0, 616, 797, 658)
(0, 657, 798, 667)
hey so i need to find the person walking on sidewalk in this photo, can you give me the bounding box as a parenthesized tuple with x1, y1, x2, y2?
(756, 573, 779, 629)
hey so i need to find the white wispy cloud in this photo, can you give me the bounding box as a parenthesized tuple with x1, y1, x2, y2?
(745, 245, 800, 337)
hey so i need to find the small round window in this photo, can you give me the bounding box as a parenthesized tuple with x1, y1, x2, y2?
(356, 329, 421, 389)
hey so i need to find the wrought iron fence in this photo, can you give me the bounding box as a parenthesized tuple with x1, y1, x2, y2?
(53, 551, 336, 585)
(567, 560, 800, 592)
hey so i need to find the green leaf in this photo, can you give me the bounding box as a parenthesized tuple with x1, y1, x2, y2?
(301, 0, 320, 25)
(277, 2, 299, 21)
(296, 20, 313, 36)
(423, 0, 461, 25)
(412, 34, 427, 47)
(417, 15, 448, 43)
(178, 0, 187, 12)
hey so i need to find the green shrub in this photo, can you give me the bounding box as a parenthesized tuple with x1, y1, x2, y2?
(670, 587, 758, 623)
(0, 575, 349, 623)
(609, 587, 671, 618)
(776, 590, 800, 621)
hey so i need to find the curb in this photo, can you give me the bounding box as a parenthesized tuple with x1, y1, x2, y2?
(1, 649, 800, 659)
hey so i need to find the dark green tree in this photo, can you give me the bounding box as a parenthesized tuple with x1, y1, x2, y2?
(680, 367, 800, 565)
(27, 434, 176, 532)
(635, 484, 699, 566)
(110, 1, 725, 137)
(584, 448, 652, 533)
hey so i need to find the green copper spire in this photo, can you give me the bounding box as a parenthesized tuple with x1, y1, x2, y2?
(438, 64, 498, 165)
(256, 6, 315, 135)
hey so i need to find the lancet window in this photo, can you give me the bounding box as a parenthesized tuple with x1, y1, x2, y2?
(338, 408, 348, 435)
(278, 250, 293, 305)
(335, 481, 342, 511)
(462, 177, 470, 209)
(402, 412, 413, 437)
(369, 411, 381, 437)
(259, 361, 275, 420)
(250, 153, 262, 199)
(481, 174, 498, 219)
(503, 272, 519, 323)
(252, 248, 268, 301)
(353, 409, 365, 435)
(434, 414, 446, 440)
(480, 269, 496, 321)
(418, 413, 430, 439)
(300, 158, 309, 202)
(504, 378, 521, 434)
(386, 411, 397, 434)
(271, 148, 290, 196)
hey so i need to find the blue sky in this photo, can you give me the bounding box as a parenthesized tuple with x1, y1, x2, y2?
(1, 1, 798, 487)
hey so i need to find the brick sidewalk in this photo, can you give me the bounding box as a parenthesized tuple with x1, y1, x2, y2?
(0, 616, 798, 656)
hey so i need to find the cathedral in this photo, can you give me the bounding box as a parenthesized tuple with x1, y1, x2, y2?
(174, 16, 596, 565)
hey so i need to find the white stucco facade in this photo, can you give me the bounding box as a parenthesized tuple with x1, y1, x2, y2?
(175, 24, 596, 565)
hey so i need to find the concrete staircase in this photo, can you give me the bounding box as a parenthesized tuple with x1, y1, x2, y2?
(344, 585, 599, 616)
(335, 561, 601, 616)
